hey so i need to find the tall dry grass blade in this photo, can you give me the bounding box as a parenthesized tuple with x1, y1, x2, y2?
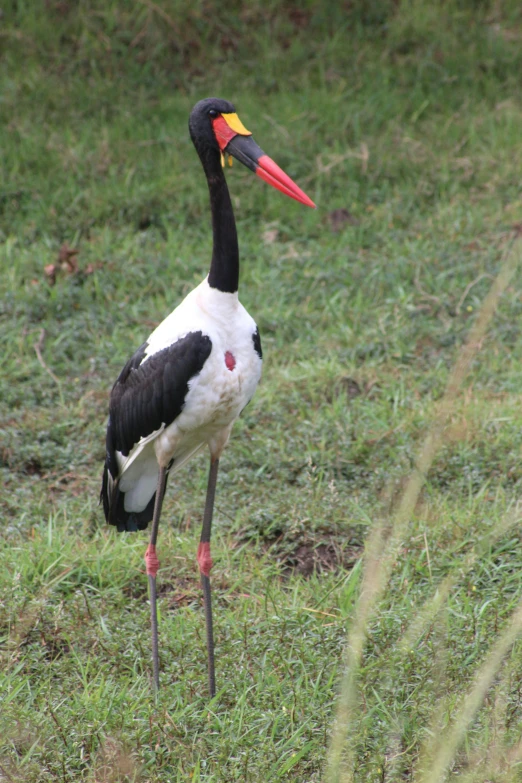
(417, 599, 522, 783)
(325, 238, 522, 783)
(456, 734, 522, 783)
(398, 500, 521, 655)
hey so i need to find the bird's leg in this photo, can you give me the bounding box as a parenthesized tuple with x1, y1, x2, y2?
(145, 466, 167, 695)
(198, 457, 219, 698)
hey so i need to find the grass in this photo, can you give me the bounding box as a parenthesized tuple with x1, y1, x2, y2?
(1, 0, 522, 780)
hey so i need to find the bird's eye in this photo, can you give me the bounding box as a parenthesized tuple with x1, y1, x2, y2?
(208, 109, 218, 118)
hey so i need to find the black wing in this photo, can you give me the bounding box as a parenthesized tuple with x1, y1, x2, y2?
(252, 327, 262, 359)
(101, 331, 212, 530)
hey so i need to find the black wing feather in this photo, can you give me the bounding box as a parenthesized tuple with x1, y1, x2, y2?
(101, 331, 212, 530)
(252, 327, 262, 359)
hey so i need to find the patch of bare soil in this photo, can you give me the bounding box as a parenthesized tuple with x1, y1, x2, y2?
(276, 535, 360, 577)
(282, 538, 359, 576)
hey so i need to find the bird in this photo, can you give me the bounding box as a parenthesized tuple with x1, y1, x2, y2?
(100, 97, 315, 697)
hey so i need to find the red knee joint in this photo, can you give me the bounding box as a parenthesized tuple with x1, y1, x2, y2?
(145, 544, 160, 577)
(197, 542, 213, 577)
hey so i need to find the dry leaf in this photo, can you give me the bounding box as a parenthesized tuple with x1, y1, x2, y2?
(44, 264, 57, 285)
(57, 242, 79, 273)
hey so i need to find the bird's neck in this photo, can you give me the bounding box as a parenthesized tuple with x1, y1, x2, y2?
(203, 152, 239, 294)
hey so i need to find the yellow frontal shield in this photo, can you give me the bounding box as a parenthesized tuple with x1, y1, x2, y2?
(222, 113, 251, 136)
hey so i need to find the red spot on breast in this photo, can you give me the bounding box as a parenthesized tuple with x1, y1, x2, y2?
(225, 351, 236, 371)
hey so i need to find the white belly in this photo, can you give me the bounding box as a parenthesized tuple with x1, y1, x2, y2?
(155, 338, 260, 466)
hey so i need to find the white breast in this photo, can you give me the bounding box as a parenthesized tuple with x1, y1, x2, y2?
(148, 278, 261, 467)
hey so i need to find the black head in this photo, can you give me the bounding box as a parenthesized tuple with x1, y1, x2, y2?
(188, 96, 316, 208)
(189, 97, 236, 154)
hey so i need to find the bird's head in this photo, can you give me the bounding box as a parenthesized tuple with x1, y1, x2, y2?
(189, 97, 315, 208)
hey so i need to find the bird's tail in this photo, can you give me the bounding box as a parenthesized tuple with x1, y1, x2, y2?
(100, 459, 166, 532)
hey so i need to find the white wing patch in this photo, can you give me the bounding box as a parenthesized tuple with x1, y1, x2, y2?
(115, 424, 166, 479)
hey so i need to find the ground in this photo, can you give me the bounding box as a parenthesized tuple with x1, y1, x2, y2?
(1, 2, 522, 781)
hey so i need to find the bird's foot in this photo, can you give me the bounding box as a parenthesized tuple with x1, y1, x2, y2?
(197, 542, 213, 577)
(145, 544, 160, 577)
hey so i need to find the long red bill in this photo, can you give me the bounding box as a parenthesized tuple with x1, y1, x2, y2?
(256, 154, 316, 208)
(219, 125, 316, 209)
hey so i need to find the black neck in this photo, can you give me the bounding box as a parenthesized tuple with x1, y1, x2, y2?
(199, 148, 239, 293)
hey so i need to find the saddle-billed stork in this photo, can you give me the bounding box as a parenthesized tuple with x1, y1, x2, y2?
(101, 97, 315, 696)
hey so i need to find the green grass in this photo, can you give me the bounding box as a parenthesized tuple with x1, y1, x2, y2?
(2, 1, 522, 780)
